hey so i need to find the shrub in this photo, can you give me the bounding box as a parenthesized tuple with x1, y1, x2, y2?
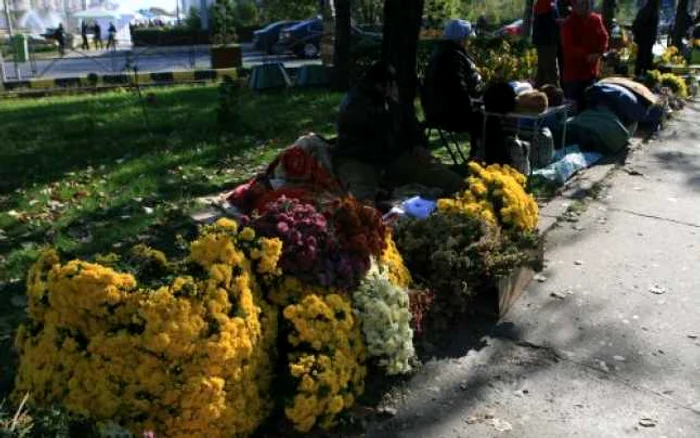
(394, 211, 537, 327)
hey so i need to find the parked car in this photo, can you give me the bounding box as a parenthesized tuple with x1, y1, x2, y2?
(494, 19, 523, 38)
(276, 17, 324, 58)
(275, 17, 382, 59)
(253, 20, 299, 54)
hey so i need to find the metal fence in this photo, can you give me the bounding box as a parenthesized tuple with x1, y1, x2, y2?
(1, 37, 212, 81)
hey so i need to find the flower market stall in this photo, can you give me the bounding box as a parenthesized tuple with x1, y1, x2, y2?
(12, 134, 544, 436)
(10, 34, 696, 438)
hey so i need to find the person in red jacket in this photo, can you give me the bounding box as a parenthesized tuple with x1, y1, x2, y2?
(560, 0, 609, 110)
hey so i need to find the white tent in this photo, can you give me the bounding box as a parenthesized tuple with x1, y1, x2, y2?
(16, 10, 64, 34)
(73, 8, 121, 20)
(73, 8, 135, 45)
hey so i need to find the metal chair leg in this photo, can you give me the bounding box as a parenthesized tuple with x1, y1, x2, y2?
(437, 129, 459, 165)
(447, 131, 469, 163)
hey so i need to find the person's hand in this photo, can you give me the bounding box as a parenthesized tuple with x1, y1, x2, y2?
(587, 53, 602, 63)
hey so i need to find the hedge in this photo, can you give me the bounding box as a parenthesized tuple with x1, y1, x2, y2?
(131, 25, 260, 47)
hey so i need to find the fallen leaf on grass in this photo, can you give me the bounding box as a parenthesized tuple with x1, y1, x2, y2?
(73, 190, 90, 200)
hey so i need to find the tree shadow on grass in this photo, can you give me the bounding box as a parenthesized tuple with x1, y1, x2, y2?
(0, 87, 342, 196)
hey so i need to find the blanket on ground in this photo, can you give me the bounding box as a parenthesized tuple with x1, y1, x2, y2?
(226, 134, 344, 214)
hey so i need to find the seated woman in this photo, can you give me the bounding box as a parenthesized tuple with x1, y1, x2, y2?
(334, 62, 464, 202)
(422, 19, 484, 152)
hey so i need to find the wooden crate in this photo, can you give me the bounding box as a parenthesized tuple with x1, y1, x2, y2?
(475, 243, 544, 318)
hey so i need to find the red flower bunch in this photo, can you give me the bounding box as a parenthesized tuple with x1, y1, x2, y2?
(279, 146, 338, 190)
(408, 289, 435, 336)
(327, 197, 387, 260)
(281, 146, 313, 181)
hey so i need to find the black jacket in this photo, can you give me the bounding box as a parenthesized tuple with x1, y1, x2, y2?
(336, 82, 420, 166)
(632, 3, 659, 46)
(532, 9, 560, 46)
(422, 40, 482, 132)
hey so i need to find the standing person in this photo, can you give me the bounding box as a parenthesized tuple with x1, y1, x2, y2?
(422, 20, 484, 154)
(560, 0, 609, 110)
(335, 62, 464, 202)
(632, 0, 659, 77)
(107, 22, 117, 50)
(93, 22, 103, 50)
(556, 0, 572, 72)
(55, 23, 66, 57)
(532, 0, 561, 87)
(81, 20, 90, 51)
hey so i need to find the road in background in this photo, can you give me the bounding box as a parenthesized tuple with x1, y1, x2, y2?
(1, 43, 320, 80)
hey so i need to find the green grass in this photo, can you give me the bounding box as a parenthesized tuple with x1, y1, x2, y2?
(0, 85, 342, 282)
(0, 85, 343, 399)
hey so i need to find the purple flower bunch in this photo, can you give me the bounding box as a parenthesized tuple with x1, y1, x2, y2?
(249, 197, 371, 290)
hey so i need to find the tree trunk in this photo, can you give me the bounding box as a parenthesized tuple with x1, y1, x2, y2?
(672, 0, 691, 48)
(602, 0, 617, 34)
(381, 0, 424, 116)
(523, 0, 535, 40)
(332, 0, 352, 90)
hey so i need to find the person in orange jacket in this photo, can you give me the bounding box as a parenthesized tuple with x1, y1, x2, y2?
(560, 0, 609, 110)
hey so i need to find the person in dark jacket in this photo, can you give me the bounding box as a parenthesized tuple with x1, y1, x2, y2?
(81, 20, 90, 51)
(632, 0, 659, 77)
(107, 22, 117, 50)
(533, 0, 561, 87)
(93, 22, 103, 50)
(335, 62, 464, 202)
(422, 20, 483, 150)
(55, 24, 66, 57)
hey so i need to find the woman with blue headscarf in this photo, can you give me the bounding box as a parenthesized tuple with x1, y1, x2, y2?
(422, 19, 484, 152)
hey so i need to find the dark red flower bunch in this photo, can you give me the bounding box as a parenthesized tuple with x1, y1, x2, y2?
(327, 197, 387, 260)
(408, 289, 435, 336)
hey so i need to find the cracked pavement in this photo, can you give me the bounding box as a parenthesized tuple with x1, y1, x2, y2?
(358, 103, 700, 438)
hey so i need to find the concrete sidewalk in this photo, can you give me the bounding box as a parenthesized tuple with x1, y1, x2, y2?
(360, 103, 700, 437)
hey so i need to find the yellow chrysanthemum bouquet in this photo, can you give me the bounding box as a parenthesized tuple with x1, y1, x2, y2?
(438, 162, 539, 232)
(15, 219, 282, 438)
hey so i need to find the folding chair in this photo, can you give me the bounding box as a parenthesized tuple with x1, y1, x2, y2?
(418, 82, 470, 165)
